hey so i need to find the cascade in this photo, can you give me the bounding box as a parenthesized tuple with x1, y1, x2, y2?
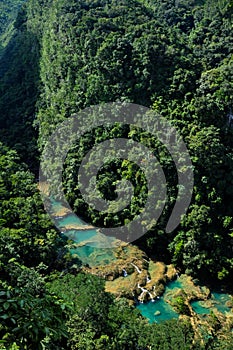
(131, 262, 142, 274)
(122, 268, 128, 277)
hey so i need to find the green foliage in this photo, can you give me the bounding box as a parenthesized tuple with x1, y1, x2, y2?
(0, 142, 74, 347)
(0, 264, 68, 349)
(0, 143, 68, 271)
(0, 0, 45, 167)
(0, 0, 25, 56)
(26, 0, 233, 283)
(170, 295, 190, 315)
(138, 319, 198, 350)
(0, 0, 233, 348)
(48, 274, 197, 350)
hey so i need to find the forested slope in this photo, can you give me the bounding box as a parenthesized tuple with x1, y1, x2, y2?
(35, 0, 233, 283)
(0, 0, 233, 348)
(0, 0, 25, 56)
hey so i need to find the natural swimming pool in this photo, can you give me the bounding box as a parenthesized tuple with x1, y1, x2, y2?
(50, 199, 233, 323)
(137, 278, 233, 323)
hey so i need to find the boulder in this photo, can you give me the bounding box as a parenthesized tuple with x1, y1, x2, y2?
(154, 310, 161, 316)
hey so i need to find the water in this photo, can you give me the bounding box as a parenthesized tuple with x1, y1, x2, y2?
(211, 292, 232, 314)
(137, 279, 233, 323)
(49, 197, 70, 217)
(63, 224, 116, 266)
(137, 298, 179, 323)
(50, 198, 233, 322)
(50, 198, 117, 266)
(166, 279, 182, 291)
(191, 300, 211, 315)
(190, 292, 232, 315)
(59, 214, 86, 227)
(70, 245, 114, 266)
(136, 279, 182, 323)
(65, 229, 97, 244)
(58, 214, 97, 245)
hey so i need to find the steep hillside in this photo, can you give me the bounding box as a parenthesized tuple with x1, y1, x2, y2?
(0, 0, 232, 281)
(34, 0, 233, 283)
(0, 1, 233, 348)
(0, 0, 25, 56)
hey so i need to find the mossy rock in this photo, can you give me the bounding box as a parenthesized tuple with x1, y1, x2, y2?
(226, 300, 233, 308)
(155, 283, 166, 296)
(106, 274, 115, 281)
(170, 295, 191, 316)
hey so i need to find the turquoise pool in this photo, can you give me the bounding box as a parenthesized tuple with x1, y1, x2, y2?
(191, 300, 211, 315)
(50, 198, 233, 323)
(211, 291, 232, 314)
(49, 198, 117, 266)
(58, 214, 86, 227)
(137, 297, 179, 323)
(136, 279, 182, 323)
(137, 279, 233, 323)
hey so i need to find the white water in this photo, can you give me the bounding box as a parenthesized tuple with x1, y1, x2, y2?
(122, 268, 128, 277)
(131, 263, 142, 274)
(137, 283, 155, 302)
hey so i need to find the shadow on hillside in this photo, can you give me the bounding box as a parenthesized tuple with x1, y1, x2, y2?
(0, 24, 40, 172)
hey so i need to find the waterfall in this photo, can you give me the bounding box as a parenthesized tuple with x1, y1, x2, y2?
(138, 283, 147, 302)
(131, 263, 142, 274)
(122, 268, 128, 277)
(137, 283, 147, 292)
(137, 283, 155, 302)
(148, 291, 154, 302)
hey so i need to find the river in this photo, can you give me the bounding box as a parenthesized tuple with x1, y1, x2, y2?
(50, 199, 233, 323)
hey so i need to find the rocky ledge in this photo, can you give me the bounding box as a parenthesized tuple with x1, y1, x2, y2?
(83, 243, 178, 302)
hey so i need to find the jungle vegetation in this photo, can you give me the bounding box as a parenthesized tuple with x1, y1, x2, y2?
(0, 0, 233, 348)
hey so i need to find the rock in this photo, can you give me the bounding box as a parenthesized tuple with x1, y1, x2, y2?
(166, 265, 177, 281)
(226, 300, 233, 309)
(154, 310, 161, 316)
(106, 274, 115, 281)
